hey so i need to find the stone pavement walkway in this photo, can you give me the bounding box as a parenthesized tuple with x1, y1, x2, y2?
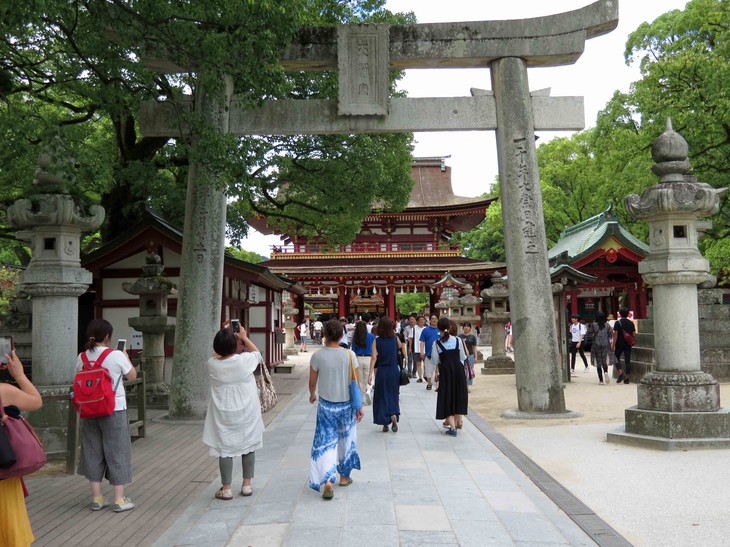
(153, 349, 612, 547)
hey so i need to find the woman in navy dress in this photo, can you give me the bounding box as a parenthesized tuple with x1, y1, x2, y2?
(368, 317, 405, 433)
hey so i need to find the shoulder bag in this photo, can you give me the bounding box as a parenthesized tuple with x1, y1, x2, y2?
(0, 391, 47, 478)
(255, 360, 278, 414)
(347, 351, 363, 411)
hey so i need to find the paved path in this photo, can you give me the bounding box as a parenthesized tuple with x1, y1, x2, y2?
(153, 349, 605, 547)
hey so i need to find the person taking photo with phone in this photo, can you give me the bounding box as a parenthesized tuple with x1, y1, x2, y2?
(202, 322, 264, 500)
(0, 349, 42, 547)
(76, 319, 137, 513)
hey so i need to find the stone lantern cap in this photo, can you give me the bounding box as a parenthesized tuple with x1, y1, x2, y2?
(123, 253, 176, 296)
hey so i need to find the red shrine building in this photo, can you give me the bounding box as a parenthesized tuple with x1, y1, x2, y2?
(548, 204, 650, 319)
(253, 157, 504, 320)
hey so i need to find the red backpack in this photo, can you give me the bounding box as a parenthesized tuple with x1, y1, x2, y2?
(71, 348, 120, 419)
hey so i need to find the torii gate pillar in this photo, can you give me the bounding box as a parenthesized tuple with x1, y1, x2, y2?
(492, 58, 564, 412)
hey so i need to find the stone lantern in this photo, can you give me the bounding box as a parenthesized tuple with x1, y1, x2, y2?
(282, 292, 299, 358)
(123, 252, 176, 407)
(608, 119, 730, 449)
(480, 272, 513, 375)
(6, 136, 104, 452)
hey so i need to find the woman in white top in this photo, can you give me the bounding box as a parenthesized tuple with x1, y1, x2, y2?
(299, 321, 309, 352)
(76, 319, 137, 513)
(203, 324, 264, 500)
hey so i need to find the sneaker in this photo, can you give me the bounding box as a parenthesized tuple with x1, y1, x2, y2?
(445, 428, 457, 437)
(90, 498, 110, 511)
(599, 381, 604, 385)
(112, 497, 135, 512)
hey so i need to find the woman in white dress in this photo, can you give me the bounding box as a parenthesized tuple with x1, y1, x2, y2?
(202, 325, 264, 500)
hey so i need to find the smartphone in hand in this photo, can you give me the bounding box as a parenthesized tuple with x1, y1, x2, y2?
(0, 335, 14, 365)
(231, 319, 240, 333)
(116, 339, 127, 352)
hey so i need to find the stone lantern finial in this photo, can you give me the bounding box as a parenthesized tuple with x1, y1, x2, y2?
(650, 118, 691, 184)
(33, 134, 75, 193)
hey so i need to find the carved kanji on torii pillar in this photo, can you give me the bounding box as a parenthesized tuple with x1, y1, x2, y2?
(140, 0, 618, 416)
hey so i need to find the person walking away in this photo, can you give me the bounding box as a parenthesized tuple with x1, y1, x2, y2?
(569, 314, 588, 373)
(367, 317, 404, 433)
(419, 314, 441, 390)
(613, 307, 636, 384)
(308, 319, 363, 499)
(351, 321, 375, 402)
(0, 349, 42, 547)
(505, 322, 513, 352)
(299, 321, 309, 352)
(76, 319, 137, 513)
(203, 324, 264, 500)
(459, 322, 478, 391)
(431, 317, 468, 436)
(345, 316, 356, 346)
(589, 311, 614, 384)
(313, 318, 324, 343)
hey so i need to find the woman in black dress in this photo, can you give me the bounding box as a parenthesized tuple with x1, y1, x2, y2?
(432, 317, 468, 436)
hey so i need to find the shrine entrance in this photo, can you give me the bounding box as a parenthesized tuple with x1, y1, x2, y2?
(141, 0, 619, 416)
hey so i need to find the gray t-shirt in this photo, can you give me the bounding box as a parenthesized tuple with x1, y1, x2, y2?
(310, 347, 358, 403)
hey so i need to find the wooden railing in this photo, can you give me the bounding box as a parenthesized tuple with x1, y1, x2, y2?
(271, 242, 461, 255)
(41, 371, 146, 475)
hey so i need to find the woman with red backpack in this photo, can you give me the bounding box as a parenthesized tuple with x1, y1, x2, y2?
(76, 319, 137, 513)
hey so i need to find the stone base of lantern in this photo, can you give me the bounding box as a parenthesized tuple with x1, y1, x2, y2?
(481, 355, 515, 375)
(145, 382, 171, 409)
(283, 347, 300, 357)
(607, 371, 730, 450)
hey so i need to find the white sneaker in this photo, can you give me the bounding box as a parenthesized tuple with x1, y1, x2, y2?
(112, 497, 135, 512)
(90, 498, 110, 511)
(605, 375, 610, 384)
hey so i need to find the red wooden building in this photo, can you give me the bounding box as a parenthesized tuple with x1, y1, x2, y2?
(253, 157, 504, 320)
(548, 204, 650, 319)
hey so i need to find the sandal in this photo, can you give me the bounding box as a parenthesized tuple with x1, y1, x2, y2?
(391, 415, 398, 433)
(339, 477, 353, 487)
(322, 482, 334, 500)
(241, 485, 253, 497)
(215, 487, 233, 501)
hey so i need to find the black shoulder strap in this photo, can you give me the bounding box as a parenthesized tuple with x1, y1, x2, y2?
(436, 340, 445, 352)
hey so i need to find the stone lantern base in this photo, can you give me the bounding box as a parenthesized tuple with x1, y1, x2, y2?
(481, 355, 515, 375)
(607, 371, 730, 450)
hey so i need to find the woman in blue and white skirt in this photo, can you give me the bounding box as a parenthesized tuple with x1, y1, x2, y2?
(308, 319, 363, 499)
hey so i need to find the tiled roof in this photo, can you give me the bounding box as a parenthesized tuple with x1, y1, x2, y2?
(548, 204, 648, 262)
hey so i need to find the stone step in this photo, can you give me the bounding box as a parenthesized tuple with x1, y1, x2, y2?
(274, 363, 296, 374)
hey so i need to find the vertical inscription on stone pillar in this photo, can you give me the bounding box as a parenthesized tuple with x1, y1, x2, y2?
(337, 24, 389, 116)
(513, 137, 539, 254)
(193, 203, 208, 263)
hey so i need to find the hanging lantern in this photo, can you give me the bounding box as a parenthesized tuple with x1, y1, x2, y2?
(385, 287, 389, 295)
(413, 285, 417, 293)
(357, 288, 361, 295)
(399, 286, 404, 294)
(329, 286, 334, 294)
(373, 286, 378, 294)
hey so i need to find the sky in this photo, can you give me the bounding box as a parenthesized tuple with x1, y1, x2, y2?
(242, 0, 688, 257)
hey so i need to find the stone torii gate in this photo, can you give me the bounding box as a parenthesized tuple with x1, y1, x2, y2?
(141, 0, 618, 418)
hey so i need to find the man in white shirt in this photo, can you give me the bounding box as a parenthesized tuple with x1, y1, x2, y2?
(345, 316, 356, 345)
(412, 315, 426, 382)
(403, 314, 417, 378)
(569, 314, 588, 373)
(313, 318, 323, 343)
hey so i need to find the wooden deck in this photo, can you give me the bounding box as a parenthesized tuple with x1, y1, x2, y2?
(25, 364, 310, 546)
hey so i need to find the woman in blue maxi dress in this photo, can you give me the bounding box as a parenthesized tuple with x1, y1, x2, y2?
(368, 317, 404, 433)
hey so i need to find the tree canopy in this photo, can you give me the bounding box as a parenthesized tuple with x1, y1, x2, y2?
(0, 0, 415, 263)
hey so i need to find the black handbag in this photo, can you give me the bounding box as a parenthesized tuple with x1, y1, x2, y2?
(399, 366, 410, 386)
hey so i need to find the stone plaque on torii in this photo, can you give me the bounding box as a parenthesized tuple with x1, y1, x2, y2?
(141, 0, 618, 417)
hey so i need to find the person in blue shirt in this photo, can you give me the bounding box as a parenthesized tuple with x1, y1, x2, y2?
(351, 321, 376, 402)
(419, 314, 441, 391)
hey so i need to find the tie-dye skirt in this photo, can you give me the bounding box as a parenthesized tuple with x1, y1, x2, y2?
(308, 397, 361, 491)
